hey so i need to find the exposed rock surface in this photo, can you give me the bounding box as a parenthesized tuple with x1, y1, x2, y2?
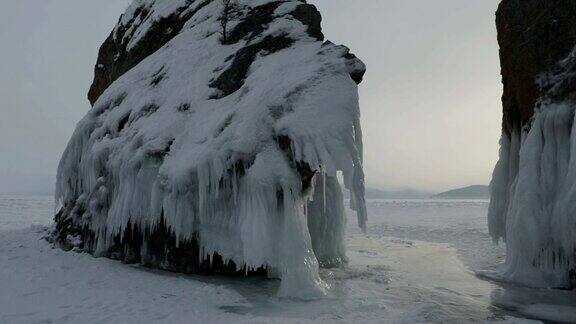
(489, 0, 576, 289)
(496, 0, 576, 133)
(87, 0, 359, 105)
(56, 0, 366, 297)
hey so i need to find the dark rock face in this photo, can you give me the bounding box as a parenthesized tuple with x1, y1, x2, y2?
(55, 206, 266, 276)
(88, 0, 337, 106)
(88, 0, 213, 106)
(210, 34, 296, 98)
(223, 1, 323, 45)
(496, 0, 576, 133)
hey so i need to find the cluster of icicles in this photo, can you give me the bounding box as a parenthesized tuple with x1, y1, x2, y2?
(489, 48, 576, 289)
(56, 97, 367, 299)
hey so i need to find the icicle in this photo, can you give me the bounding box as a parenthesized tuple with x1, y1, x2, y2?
(322, 165, 326, 214)
(489, 102, 576, 288)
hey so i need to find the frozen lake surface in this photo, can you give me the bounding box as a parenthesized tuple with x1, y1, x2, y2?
(0, 195, 54, 231)
(0, 195, 574, 323)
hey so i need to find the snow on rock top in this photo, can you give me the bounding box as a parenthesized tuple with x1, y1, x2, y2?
(56, 0, 366, 298)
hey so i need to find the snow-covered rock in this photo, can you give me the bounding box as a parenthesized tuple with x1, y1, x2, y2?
(55, 0, 366, 298)
(489, 0, 576, 289)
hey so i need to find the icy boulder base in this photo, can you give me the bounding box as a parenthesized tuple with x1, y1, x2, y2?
(55, 0, 367, 298)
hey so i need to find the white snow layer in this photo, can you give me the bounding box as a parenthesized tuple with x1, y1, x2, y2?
(56, 0, 366, 298)
(489, 48, 576, 288)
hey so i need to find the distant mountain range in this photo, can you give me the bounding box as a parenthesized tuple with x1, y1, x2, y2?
(431, 185, 490, 200)
(342, 186, 433, 199)
(364, 187, 434, 199)
(341, 185, 490, 200)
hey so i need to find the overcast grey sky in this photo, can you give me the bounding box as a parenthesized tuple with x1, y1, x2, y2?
(0, 0, 501, 194)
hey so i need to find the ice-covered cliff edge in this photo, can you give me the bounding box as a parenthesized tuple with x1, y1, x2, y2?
(489, 0, 576, 289)
(54, 0, 366, 297)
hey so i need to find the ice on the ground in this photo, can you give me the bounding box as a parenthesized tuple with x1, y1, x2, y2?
(56, 0, 366, 298)
(3, 197, 573, 323)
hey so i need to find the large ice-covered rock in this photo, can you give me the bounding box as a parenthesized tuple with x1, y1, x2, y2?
(489, 0, 576, 289)
(54, 0, 366, 297)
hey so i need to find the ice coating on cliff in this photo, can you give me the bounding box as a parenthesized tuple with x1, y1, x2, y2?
(489, 47, 576, 289)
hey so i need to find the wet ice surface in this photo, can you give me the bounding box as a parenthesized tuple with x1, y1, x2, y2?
(355, 200, 576, 323)
(0, 196, 574, 323)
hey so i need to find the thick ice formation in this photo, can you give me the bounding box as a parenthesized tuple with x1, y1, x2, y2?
(55, 0, 366, 297)
(489, 47, 576, 289)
